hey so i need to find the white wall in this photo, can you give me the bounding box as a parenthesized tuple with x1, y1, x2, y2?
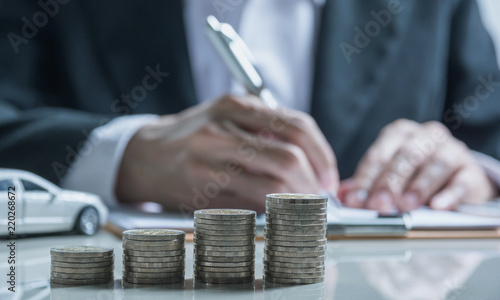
(477, 0, 500, 67)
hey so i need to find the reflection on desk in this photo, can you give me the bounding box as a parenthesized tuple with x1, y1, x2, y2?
(2, 230, 500, 299)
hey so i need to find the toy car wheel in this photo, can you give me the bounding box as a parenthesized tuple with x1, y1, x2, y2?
(75, 207, 99, 235)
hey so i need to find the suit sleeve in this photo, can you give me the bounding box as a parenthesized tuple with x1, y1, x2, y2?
(0, 1, 112, 184)
(443, 0, 500, 160)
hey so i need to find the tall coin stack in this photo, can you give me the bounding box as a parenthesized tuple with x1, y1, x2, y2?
(122, 229, 185, 285)
(264, 193, 328, 285)
(50, 246, 114, 285)
(194, 209, 256, 284)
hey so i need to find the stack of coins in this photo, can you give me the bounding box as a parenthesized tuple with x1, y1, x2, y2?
(194, 209, 256, 284)
(50, 246, 114, 285)
(264, 193, 328, 285)
(122, 229, 185, 285)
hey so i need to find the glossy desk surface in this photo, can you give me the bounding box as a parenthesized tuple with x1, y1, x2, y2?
(2, 230, 500, 300)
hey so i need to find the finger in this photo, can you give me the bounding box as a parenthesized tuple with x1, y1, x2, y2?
(400, 142, 463, 211)
(345, 119, 419, 208)
(429, 175, 468, 211)
(211, 94, 338, 191)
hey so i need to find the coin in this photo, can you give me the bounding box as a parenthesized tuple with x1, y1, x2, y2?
(51, 271, 113, 280)
(123, 276, 184, 285)
(51, 266, 114, 274)
(194, 259, 254, 268)
(265, 213, 327, 221)
(51, 261, 113, 268)
(194, 245, 255, 252)
(266, 218, 327, 226)
(123, 249, 184, 257)
(194, 228, 255, 236)
(123, 271, 184, 279)
(264, 256, 325, 265)
(123, 229, 185, 242)
(50, 255, 114, 264)
(124, 266, 183, 273)
(266, 193, 328, 203)
(194, 276, 254, 284)
(264, 265, 324, 274)
(123, 260, 184, 268)
(122, 239, 184, 247)
(194, 232, 255, 241)
(50, 246, 114, 258)
(263, 233, 325, 242)
(264, 248, 324, 258)
(266, 202, 327, 210)
(266, 239, 327, 248)
(194, 270, 254, 278)
(194, 249, 254, 257)
(194, 224, 255, 232)
(122, 243, 184, 252)
(123, 254, 184, 263)
(194, 265, 254, 272)
(194, 218, 255, 226)
(265, 223, 326, 232)
(194, 209, 256, 220)
(264, 228, 327, 237)
(50, 277, 112, 285)
(194, 255, 254, 263)
(266, 207, 327, 215)
(193, 238, 254, 246)
(263, 275, 324, 284)
(264, 270, 324, 279)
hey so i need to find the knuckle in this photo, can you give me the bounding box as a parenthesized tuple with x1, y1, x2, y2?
(215, 94, 245, 112)
(424, 121, 450, 135)
(278, 145, 304, 171)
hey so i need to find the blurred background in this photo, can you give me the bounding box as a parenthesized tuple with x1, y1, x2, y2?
(478, 0, 500, 66)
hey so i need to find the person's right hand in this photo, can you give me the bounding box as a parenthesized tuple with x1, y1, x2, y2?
(115, 94, 338, 213)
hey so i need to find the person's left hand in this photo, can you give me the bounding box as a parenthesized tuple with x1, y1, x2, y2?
(340, 119, 497, 213)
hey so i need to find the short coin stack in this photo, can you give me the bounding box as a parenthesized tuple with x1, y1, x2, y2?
(50, 246, 114, 285)
(122, 229, 185, 285)
(194, 209, 256, 284)
(264, 193, 328, 285)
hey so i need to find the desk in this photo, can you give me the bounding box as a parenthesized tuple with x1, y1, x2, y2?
(2, 230, 500, 299)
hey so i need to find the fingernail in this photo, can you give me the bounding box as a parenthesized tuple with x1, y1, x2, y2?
(400, 192, 420, 211)
(369, 191, 395, 212)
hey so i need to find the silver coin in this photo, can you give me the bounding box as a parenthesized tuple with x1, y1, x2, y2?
(264, 255, 325, 265)
(122, 242, 184, 251)
(264, 233, 325, 242)
(51, 261, 113, 268)
(194, 259, 254, 268)
(123, 229, 185, 241)
(50, 277, 112, 286)
(194, 255, 254, 263)
(266, 207, 327, 215)
(264, 248, 325, 258)
(194, 270, 254, 278)
(50, 255, 114, 264)
(194, 232, 255, 241)
(194, 228, 255, 236)
(194, 249, 254, 257)
(193, 238, 254, 247)
(265, 223, 326, 231)
(122, 238, 184, 247)
(51, 266, 114, 274)
(123, 270, 184, 279)
(124, 266, 184, 273)
(194, 276, 254, 284)
(265, 213, 327, 221)
(266, 202, 327, 210)
(266, 218, 327, 226)
(266, 193, 327, 202)
(263, 275, 324, 285)
(123, 249, 185, 257)
(123, 255, 184, 263)
(266, 238, 327, 248)
(264, 271, 325, 280)
(50, 246, 114, 258)
(194, 223, 255, 232)
(194, 244, 255, 252)
(194, 265, 255, 273)
(194, 218, 255, 226)
(123, 260, 184, 268)
(51, 271, 113, 280)
(264, 228, 327, 237)
(264, 265, 325, 274)
(123, 276, 184, 285)
(195, 209, 256, 220)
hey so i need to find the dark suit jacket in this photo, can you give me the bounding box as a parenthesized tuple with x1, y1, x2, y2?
(1, 0, 499, 185)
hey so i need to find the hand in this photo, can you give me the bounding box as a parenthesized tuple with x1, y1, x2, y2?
(341, 119, 496, 213)
(116, 94, 338, 213)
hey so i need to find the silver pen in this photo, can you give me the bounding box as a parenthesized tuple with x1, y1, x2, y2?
(205, 15, 279, 109)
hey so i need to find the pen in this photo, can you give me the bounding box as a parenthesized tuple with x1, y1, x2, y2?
(205, 15, 342, 208)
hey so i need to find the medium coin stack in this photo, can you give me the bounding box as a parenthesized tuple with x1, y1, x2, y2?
(122, 229, 185, 285)
(194, 209, 256, 284)
(50, 246, 114, 285)
(264, 193, 328, 285)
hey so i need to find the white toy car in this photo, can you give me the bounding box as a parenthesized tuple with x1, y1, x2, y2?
(0, 168, 108, 236)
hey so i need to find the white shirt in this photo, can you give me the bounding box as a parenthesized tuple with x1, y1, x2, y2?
(61, 0, 500, 206)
